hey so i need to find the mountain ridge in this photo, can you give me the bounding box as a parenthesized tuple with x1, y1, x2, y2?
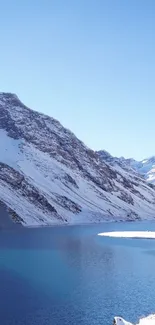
(97, 150, 155, 184)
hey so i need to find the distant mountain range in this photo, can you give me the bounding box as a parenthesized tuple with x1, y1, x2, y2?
(97, 151, 155, 183)
(0, 92, 155, 226)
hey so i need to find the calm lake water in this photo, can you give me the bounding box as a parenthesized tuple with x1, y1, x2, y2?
(1, 222, 155, 325)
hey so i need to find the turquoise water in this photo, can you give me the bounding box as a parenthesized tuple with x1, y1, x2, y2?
(1, 222, 155, 325)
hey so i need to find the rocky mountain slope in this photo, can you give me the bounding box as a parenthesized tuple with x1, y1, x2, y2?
(98, 151, 155, 184)
(1, 92, 155, 226)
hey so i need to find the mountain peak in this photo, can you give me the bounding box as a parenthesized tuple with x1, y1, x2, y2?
(0, 92, 19, 100)
(97, 150, 112, 159)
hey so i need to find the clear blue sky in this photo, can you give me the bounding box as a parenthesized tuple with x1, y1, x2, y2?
(0, 0, 155, 160)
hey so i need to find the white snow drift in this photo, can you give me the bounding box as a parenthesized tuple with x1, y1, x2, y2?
(114, 314, 155, 325)
(98, 231, 155, 239)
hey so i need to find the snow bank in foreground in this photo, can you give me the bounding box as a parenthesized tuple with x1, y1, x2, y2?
(139, 315, 155, 325)
(98, 231, 155, 239)
(114, 314, 155, 325)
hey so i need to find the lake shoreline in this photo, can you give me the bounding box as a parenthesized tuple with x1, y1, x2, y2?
(24, 219, 155, 229)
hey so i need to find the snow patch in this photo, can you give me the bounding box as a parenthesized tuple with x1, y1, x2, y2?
(114, 314, 155, 325)
(0, 129, 22, 170)
(98, 231, 155, 239)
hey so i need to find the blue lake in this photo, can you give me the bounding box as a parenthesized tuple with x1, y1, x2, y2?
(1, 222, 155, 325)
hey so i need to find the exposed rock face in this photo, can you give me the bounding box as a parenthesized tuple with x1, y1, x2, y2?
(1, 92, 155, 226)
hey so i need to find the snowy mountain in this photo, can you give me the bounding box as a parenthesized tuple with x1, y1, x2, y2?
(98, 150, 155, 184)
(97, 151, 139, 174)
(1, 93, 155, 226)
(133, 157, 155, 183)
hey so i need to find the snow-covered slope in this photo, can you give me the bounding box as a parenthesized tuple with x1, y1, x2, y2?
(134, 157, 155, 183)
(1, 93, 155, 226)
(97, 151, 155, 184)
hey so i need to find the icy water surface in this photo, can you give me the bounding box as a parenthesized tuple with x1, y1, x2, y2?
(0, 222, 155, 325)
